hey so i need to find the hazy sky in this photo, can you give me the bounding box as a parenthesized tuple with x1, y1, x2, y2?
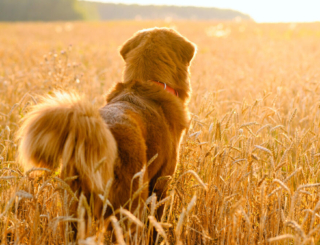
(93, 0, 320, 23)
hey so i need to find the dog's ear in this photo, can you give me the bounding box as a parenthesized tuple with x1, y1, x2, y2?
(169, 30, 196, 65)
(180, 39, 196, 64)
(120, 32, 146, 60)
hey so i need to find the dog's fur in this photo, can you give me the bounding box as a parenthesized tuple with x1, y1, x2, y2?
(17, 27, 196, 234)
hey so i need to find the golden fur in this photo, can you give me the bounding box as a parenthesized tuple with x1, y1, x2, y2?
(17, 27, 196, 238)
(18, 92, 117, 193)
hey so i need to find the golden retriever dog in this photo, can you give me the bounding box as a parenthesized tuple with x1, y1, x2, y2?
(17, 27, 196, 239)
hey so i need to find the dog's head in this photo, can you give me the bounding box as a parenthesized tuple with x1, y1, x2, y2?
(120, 27, 196, 101)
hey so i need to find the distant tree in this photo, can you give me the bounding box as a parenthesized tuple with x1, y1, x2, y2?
(77, 2, 252, 21)
(0, 0, 85, 21)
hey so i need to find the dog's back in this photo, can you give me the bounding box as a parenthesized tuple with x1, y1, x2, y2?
(100, 80, 189, 215)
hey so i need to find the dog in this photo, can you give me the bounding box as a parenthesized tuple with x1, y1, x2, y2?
(17, 27, 196, 239)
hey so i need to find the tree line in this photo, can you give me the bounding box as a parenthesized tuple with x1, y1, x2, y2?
(79, 2, 252, 21)
(0, 0, 84, 21)
(0, 0, 252, 22)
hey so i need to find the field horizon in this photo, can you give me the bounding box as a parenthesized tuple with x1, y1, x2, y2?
(1, 21, 320, 244)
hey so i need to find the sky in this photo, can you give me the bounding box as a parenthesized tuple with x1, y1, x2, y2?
(92, 0, 320, 23)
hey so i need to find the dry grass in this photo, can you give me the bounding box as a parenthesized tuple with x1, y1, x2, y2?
(1, 20, 320, 244)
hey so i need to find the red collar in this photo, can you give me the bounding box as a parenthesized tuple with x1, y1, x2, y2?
(149, 80, 179, 97)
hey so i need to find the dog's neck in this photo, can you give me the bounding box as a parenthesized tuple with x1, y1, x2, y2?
(122, 65, 191, 102)
(148, 80, 179, 97)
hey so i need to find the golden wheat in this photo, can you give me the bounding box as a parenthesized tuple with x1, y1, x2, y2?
(1, 20, 320, 244)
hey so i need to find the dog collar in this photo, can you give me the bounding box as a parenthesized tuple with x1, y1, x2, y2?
(149, 80, 179, 97)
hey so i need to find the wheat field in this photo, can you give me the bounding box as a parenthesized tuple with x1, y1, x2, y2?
(1, 21, 320, 244)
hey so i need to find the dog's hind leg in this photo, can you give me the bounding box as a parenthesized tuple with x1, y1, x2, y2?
(148, 172, 173, 244)
(149, 158, 177, 220)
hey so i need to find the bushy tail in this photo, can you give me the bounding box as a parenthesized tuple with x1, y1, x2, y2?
(17, 91, 117, 193)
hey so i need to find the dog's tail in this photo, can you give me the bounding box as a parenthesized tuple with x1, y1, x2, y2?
(17, 91, 117, 193)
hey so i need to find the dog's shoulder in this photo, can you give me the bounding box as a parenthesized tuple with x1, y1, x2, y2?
(105, 81, 190, 131)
